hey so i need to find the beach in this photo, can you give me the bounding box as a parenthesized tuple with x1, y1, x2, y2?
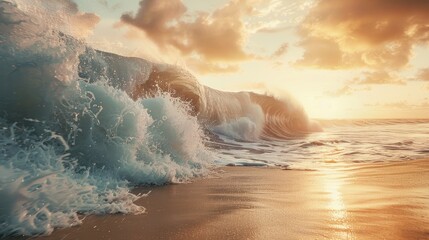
(35, 159, 429, 240)
(2, 1, 429, 239)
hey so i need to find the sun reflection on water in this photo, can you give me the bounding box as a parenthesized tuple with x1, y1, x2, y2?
(323, 170, 354, 239)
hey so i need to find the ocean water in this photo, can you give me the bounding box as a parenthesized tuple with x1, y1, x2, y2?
(0, 1, 428, 237)
(211, 119, 429, 169)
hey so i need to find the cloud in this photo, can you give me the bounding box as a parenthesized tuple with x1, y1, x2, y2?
(355, 71, 405, 85)
(296, 0, 429, 69)
(295, 37, 347, 69)
(42, 0, 100, 38)
(326, 70, 404, 97)
(70, 15, 100, 38)
(97, 0, 108, 7)
(365, 101, 407, 108)
(255, 25, 290, 33)
(120, 0, 257, 69)
(413, 68, 429, 81)
(121, 0, 187, 48)
(325, 81, 372, 97)
(249, 0, 315, 33)
(271, 43, 288, 58)
(412, 68, 429, 90)
(325, 85, 353, 97)
(96, 0, 121, 11)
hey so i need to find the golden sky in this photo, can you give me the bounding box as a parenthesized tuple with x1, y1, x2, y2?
(73, 0, 429, 119)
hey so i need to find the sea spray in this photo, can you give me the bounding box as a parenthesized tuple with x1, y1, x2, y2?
(0, 121, 146, 236)
(0, 1, 212, 236)
(0, 0, 320, 236)
(0, 83, 212, 236)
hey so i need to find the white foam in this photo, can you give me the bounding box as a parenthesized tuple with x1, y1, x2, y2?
(0, 2, 213, 236)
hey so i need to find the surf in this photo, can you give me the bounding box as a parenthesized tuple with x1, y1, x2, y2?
(0, 1, 211, 236)
(80, 48, 321, 141)
(0, 0, 318, 236)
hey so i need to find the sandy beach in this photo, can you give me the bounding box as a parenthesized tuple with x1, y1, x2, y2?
(29, 159, 429, 240)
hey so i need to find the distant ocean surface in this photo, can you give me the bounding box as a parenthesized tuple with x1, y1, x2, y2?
(0, 1, 428, 237)
(211, 119, 429, 169)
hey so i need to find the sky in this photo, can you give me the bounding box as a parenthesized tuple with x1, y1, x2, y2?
(72, 0, 429, 119)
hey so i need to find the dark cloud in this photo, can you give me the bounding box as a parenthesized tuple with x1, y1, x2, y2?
(296, 0, 429, 69)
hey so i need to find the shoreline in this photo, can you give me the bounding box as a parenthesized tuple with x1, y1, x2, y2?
(27, 159, 429, 239)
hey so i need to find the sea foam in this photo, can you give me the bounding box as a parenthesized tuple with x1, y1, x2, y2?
(0, 1, 212, 236)
(0, 0, 319, 236)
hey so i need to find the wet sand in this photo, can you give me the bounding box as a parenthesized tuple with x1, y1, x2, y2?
(35, 160, 429, 240)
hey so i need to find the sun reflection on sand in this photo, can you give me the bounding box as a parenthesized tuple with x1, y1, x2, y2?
(323, 170, 354, 239)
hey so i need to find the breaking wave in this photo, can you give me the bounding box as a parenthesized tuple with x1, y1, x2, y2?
(0, 0, 316, 236)
(0, 1, 211, 236)
(80, 49, 321, 141)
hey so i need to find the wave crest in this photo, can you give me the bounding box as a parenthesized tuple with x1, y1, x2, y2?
(81, 50, 320, 141)
(0, 2, 211, 236)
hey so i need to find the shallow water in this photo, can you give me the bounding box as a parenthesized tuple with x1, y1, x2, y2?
(34, 161, 429, 240)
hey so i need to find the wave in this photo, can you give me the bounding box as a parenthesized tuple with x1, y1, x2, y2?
(0, 1, 211, 236)
(0, 0, 317, 236)
(80, 49, 321, 141)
